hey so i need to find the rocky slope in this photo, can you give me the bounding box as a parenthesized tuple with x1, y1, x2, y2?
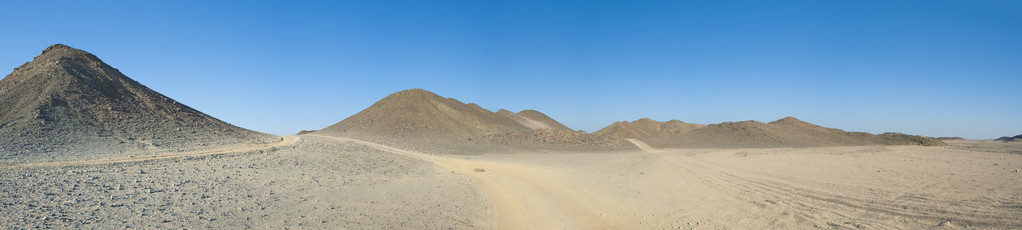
(319, 89, 530, 137)
(316, 89, 631, 153)
(0, 44, 276, 163)
(593, 118, 703, 139)
(496, 109, 572, 131)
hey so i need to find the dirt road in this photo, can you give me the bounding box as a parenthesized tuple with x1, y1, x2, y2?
(2, 134, 1019, 229)
(315, 135, 1022, 229)
(625, 138, 657, 152)
(309, 134, 613, 229)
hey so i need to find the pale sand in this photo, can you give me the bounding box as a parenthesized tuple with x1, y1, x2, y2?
(315, 135, 1022, 229)
(2, 137, 1019, 229)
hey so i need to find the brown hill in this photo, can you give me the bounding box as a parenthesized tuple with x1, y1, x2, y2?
(0, 44, 276, 162)
(318, 89, 530, 137)
(593, 118, 703, 138)
(316, 89, 631, 153)
(496, 109, 572, 131)
(629, 116, 945, 148)
(936, 137, 965, 141)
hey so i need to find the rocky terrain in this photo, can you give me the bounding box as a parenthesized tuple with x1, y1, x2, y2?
(485, 129, 633, 152)
(0, 44, 276, 164)
(5, 133, 1017, 229)
(315, 89, 630, 154)
(0, 135, 489, 229)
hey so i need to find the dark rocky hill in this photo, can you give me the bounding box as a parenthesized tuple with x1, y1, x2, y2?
(996, 134, 1022, 142)
(0, 44, 275, 163)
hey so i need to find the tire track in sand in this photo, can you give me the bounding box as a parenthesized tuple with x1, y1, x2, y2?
(309, 134, 616, 230)
(625, 138, 1022, 228)
(1, 136, 300, 169)
(625, 138, 657, 152)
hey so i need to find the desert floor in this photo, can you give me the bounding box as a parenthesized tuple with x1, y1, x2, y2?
(2, 135, 1020, 229)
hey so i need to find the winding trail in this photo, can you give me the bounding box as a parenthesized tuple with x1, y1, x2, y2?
(309, 134, 616, 229)
(1, 136, 300, 169)
(625, 138, 657, 152)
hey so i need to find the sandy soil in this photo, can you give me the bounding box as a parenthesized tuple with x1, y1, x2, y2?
(2, 136, 1020, 229)
(946, 140, 1022, 154)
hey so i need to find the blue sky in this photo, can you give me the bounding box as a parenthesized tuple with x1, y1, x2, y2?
(1, 0, 1020, 139)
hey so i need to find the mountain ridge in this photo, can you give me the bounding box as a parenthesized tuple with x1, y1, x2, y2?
(315, 88, 632, 154)
(624, 117, 945, 148)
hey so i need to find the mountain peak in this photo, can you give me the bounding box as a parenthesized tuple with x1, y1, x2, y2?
(0, 45, 274, 160)
(37, 44, 94, 60)
(42, 44, 76, 54)
(634, 118, 658, 124)
(379, 88, 449, 104)
(770, 116, 809, 125)
(320, 89, 532, 136)
(393, 88, 438, 97)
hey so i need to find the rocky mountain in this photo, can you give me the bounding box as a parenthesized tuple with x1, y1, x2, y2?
(496, 109, 572, 131)
(315, 89, 632, 153)
(318, 89, 532, 137)
(0, 44, 275, 162)
(593, 118, 703, 139)
(602, 116, 946, 148)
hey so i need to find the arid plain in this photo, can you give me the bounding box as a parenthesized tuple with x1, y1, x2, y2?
(2, 45, 1020, 229)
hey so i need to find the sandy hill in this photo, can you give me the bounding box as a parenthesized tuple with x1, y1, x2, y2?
(316, 89, 632, 153)
(0, 44, 275, 162)
(623, 116, 945, 148)
(593, 118, 703, 138)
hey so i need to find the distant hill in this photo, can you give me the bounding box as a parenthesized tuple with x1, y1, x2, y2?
(996, 134, 1022, 142)
(0, 44, 275, 162)
(937, 137, 966, 141)
(605, 116, 946, 148)
(496, 109, 572, 131)
(593, 118, 703, 139)
(318, 89, 531, 136)
(316, 89, 632, 153)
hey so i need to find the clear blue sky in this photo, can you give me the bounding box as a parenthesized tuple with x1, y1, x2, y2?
(2, 0, 1020, 139)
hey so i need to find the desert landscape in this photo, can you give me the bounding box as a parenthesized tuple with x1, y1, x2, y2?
(1, 45, 1020, 229)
